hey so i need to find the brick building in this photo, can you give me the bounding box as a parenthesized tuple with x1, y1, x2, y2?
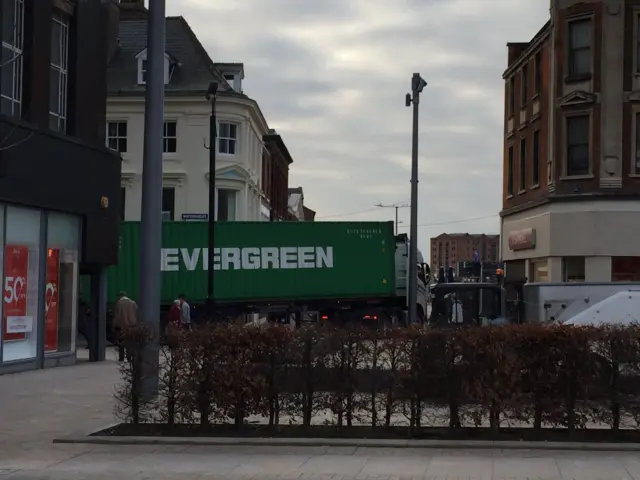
(430, 233, 499, 271)
(262, 129, 293, 221)
(501, 0, 640, 282)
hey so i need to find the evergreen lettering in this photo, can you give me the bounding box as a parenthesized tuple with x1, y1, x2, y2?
(160, 246, 334, 272)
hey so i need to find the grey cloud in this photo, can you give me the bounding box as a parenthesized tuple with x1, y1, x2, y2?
(176, 0, 547, 255)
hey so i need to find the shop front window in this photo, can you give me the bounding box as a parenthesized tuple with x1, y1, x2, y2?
(2, 206, 40, 362)
(46, 212, 79, 354)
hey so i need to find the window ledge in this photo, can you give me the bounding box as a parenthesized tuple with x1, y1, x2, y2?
(559, 174, 594, 180)
(530, 113, 540, 123)
(531, 93, 540, 100)
(565, 73, 592, 84)
(517, 123, 527, 131)
(517, 189, 527, 195)
(629, 173, 640, 178)
(506, 194, 514, 199)
(529, 183, 540, 190)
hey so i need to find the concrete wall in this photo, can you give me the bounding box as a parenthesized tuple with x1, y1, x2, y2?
(501, 199, 640, 261)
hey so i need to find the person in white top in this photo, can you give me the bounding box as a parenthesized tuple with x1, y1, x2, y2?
(178, 293, 192, 328)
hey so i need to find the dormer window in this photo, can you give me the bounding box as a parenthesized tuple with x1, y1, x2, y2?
(135, 48, 173, 85)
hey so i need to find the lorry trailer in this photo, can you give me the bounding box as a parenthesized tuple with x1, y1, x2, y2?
(85, 221, 429, 324)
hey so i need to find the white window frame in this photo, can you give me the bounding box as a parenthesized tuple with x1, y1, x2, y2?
(218, 121, 237, 155)
(49, 12, 68, 133)
(162, 120, 177, 153)
(161, 186, 176, 221)
(106, 120, 128, 153)
(0, 0, 24, 117)
(216, 188, 238, 221)
(136, 50, 170, 85)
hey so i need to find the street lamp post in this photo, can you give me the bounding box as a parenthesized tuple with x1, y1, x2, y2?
(137, 0, 165, 400)
(205, 82, 218, 319)
(405, 73, 427, 326)
(374, 202, 409, 234)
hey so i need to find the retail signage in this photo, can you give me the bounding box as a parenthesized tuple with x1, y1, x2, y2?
(45, 248, 60, 353)
(3, 245, 29, 341)
(181, 213, 208, 221)
(508, 228, 536, 251)
(6, 315, 32, 333)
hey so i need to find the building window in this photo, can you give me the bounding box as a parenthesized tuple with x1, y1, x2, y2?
(120, 187, 126, 221)
(217, 189, 237, 221)
(137, 52, 170, 85)
(218, 122, 237, 155)
(519, 138, 526, 191)
(162, 121, 177, 153)
(507, 145, 514, 196)
(162, 187, 175, 221)
(566, 115, 590, 176)
(520, 64, 528, 105)
(508, 77, 515, 116)
(533, 51, 541, 95)
(106, 121, 127, 152)
(635, 112, 640, 174)
(140, 59, 147, 84)
(46, 212, 80, 354)
(637, 15, 640, 73)
(562, 257, 585, 282)
(568, 18, 592, 77)
(49, 12, 68, 133)
(0, 0, 24, 117)
(532, 130, 540, 185)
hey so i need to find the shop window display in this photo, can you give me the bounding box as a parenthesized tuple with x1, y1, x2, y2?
(2, 207, 41, 362)
(46, 213, 80, 354)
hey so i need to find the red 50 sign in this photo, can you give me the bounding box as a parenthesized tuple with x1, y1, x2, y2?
(4, 275, 26, 304)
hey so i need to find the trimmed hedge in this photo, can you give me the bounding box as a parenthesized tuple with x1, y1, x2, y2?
(115, 323, 640, 433)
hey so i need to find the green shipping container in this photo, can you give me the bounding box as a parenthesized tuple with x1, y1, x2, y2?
(103, 221, 397, 305)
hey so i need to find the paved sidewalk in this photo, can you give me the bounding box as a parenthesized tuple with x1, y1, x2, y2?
(2, 354, 640, 478)
(2, 444, 640, 479)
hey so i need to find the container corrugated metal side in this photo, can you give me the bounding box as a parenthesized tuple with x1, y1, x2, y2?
(107, 220, 396, 305)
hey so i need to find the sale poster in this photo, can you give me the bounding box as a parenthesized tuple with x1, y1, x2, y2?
(3, 245, 29, 341)
(45, 249, 60, 352)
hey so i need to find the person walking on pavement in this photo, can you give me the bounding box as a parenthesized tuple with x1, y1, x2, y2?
(113, 291, 138, 361)
(178, 293, 192, 330)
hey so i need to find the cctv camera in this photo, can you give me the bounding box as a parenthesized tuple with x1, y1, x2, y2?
(405, 93, 411, 107)
(412, 74, 427, 93)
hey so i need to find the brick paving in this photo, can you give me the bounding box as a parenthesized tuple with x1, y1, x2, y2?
(1, 350, 640, 478)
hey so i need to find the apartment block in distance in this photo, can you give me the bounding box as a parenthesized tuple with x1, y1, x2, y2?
(430, 233, 499, 271)
(501, 0, 640, 283)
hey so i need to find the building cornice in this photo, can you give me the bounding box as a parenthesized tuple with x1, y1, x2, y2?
(107, 93, 268, 132)
(500, 193, 640, 218)
(502, 20, 551, 79)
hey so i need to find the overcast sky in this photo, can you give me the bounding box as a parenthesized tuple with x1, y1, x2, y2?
(166, 0, 549, 257)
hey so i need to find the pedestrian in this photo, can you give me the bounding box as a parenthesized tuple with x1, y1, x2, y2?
(112, 291, 138, 361)
(167, 298, 182, 332)
(178, 293, 192, 330)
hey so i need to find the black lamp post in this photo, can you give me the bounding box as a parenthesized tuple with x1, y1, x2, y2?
(205, 81, 218, 318)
